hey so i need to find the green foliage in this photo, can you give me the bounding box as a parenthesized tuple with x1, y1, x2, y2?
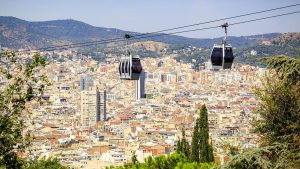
(145, 94, 154, 99)
(131, 151, 138, 165)
(208, 144, 214, 163)
(113, 153, 216, 169)
(254, 55, 300, 146)
(191, 119, 200, 162)
(175, 162, 216, 169)
(176, 139, 182, 154)
(191, 105, 214, 163)
(199, 105, 213, 163)
(219, 143, 300, 169)
(296, 49, 300, 58)
(228, 145, 240, 157)
(26, 158, 68, 169)
(261, 55, 300, 85)
(176, 127, 190, 158)
(176, 138, 182, 154)
(221, 55, 300, 168)
(0, 51, 53, 168)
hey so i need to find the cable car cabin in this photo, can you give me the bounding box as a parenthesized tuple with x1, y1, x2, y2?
(210, 44, 234, 70)
(119, 54, 142, 80)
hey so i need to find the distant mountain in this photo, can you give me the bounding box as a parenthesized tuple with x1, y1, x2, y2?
(271, 32, 300, 48)
(0, 16, 282, 50)
(0, 16, 131, 49)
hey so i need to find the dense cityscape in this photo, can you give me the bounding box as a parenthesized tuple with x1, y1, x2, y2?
(13, 48, 264, 168)
(1, 1, 300, 169)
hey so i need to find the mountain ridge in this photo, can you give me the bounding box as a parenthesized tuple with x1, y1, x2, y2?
(0, 16, 283, 50)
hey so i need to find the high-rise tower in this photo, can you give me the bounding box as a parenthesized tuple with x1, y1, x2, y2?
(80, 88, 106, 128)
(99, 90, 107, 121)
(135, 70, 145, 100)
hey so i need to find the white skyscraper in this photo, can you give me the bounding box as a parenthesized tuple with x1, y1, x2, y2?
(135, 70, 145, 100)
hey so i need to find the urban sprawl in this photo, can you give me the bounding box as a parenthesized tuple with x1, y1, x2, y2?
(19, 47, 264, 168)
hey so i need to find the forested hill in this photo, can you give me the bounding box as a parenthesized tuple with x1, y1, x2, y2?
(0, 16, 281, 49)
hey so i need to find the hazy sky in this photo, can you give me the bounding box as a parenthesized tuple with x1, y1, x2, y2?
(0, 0, 300, 38)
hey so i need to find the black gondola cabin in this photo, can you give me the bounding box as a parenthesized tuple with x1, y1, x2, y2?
(119, 54, 142, 80)
(210, 43, 234, 69)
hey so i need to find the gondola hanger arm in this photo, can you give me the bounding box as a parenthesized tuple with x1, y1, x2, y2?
(221, 23, 229, 43)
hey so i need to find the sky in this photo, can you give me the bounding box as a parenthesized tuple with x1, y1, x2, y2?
(0, 0, 300, 38)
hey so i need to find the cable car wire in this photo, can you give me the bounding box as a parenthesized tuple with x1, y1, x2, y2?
(8, 6, 300, 54)
(131, 3, 300, 38)
(83, 10, 300, 54)
(229, 10, 300, 26)
(55, 10, 300, 52)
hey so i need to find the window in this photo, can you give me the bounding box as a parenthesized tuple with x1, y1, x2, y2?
(211, 47, 223, 66)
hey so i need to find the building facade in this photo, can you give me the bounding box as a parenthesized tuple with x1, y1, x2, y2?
(135, 71, 145, 100)
(99, 90, 107, 121)
(80, 74, 94, 90)
(81, 88, 106, 128)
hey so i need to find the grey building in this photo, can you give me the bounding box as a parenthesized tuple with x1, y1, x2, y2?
(80, 74, 94, 90)
(135, 70, 145, 100)
(98, 90, 107, 121)
(81, 88, 106, 128)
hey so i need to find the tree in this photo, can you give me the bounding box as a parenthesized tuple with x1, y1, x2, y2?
(220, 55, 300, 168)
(208, 144, 214, 163)
(220, 142, 300, 169)
(254, 55, 300, 146)
(199, 105, 213, 163)
(181, 128, 190, 158)
(114, 152, 216, 169)
(176, 139, 182, 154)
(222, 143, 240, 157)
(191, 105, 214, 163)
(0, 51, 63, 168)
(176, 127, 190, 158)
(131, 151, 138, 165)
(144, 156, 155, 168)
(191, 118, 200, 162)
(175, 162, 216, 169)
(27, 158, 68, 169)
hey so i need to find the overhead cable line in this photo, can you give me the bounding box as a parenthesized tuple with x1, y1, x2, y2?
(78, 10, 300, 54)
(229, 10, 300, 26)
(54, 10, 300, 52)
(14, 3, 300, 54)
(132, 3, 300, 37)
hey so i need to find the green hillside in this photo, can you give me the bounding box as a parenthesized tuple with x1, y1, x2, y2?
(0, 16, 281, 49)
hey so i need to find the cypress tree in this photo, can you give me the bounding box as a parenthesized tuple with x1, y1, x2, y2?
(176, 138, 182, 154)
(187, 105, 214, 163)
(199, 104, 214, 163)
(176, 127, 190, 158)
(208, 144, 214, 162)
(191, 118, 200, 162)
(181, 127, 190, 158)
